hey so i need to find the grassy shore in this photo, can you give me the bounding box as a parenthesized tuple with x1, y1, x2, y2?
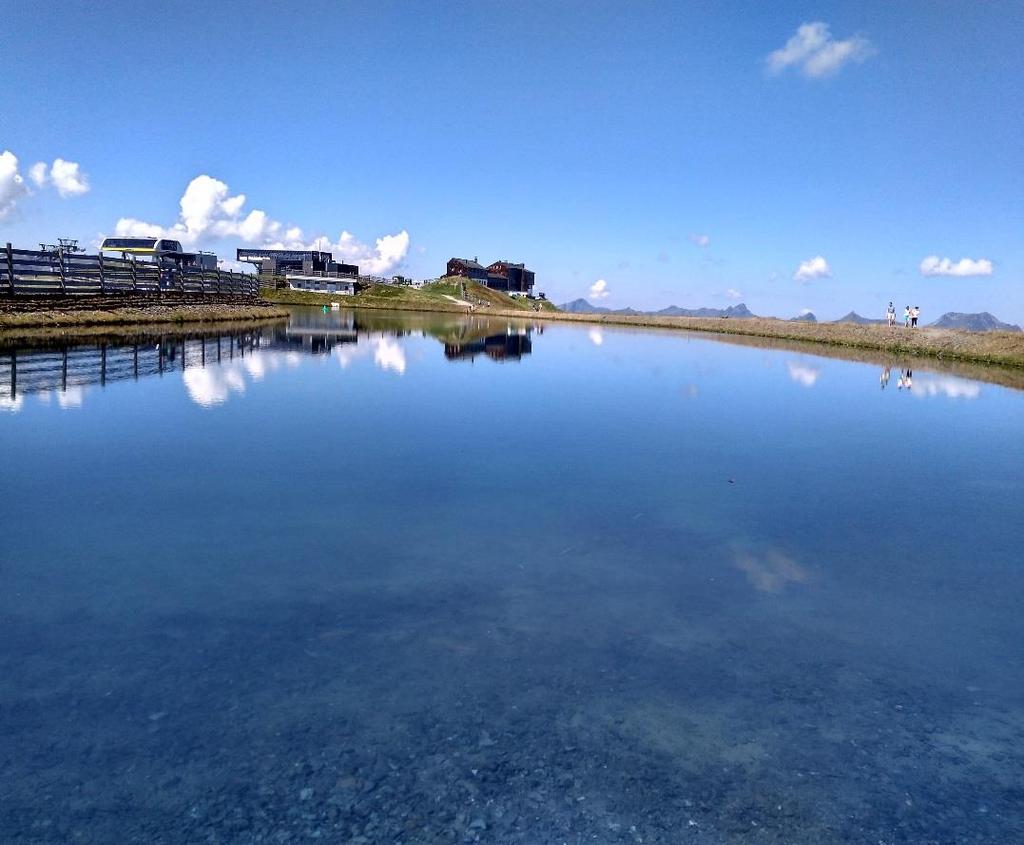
(270, 281, 1024, 370)
(262, 278, 560, 314)
(507, 311, 1024, 369)
(0, 295, 288, 332)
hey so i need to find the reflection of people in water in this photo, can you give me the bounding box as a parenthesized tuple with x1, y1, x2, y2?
(898, 368, 913, 390)
(880, 366, 891, 389)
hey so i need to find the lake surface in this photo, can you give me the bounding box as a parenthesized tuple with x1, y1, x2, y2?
(1, 307, 1022, 844)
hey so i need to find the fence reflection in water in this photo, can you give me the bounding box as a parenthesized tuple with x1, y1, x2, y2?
(0, 330, 266, 404)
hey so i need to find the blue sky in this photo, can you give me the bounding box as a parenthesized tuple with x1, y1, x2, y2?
(2, 0, 1021, 320)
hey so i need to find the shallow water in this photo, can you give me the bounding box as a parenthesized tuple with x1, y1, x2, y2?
(1, 307, 1022, 844)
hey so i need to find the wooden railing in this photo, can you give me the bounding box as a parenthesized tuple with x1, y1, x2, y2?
(1, 243, 259, 297)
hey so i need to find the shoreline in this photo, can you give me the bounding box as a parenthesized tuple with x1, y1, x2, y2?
(0, 295, 289, 333)
(271, 290, 1024, 370)
(501, 309, 1024, 368)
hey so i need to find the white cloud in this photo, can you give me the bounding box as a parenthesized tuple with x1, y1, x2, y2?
(331, 230, 411, 276)
(787, 361, 820, 387)
(113, 174, 409, 275)
(919, 256, 993, 277)
(0, 150, 90, 219)
(689, 232, 710, 247)
(29, 161, 48, 187)
(767, 22, 874, 78)
(794, 255, 830, 281)
(49, 158, 90, 197)
(725, 288, 743, 301)
(0, 151, 29, 219)
(589, 279, 609, 300)
(588, 328, 604, 346)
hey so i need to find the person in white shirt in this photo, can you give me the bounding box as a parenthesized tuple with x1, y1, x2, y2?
(886, 302, 896, 326)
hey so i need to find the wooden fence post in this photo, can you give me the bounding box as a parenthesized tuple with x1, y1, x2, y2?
(131, 257, 138, 293)
(4, 243, 15, 295)
(56, 247, 67, 294)
(98, 252, 106, 294)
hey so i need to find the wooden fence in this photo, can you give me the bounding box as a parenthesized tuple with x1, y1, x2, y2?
(1, 243, 259, 297)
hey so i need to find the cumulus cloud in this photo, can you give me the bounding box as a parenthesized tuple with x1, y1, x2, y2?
(0, 151, 29, 219)
(767, 22, 874, 78)
(688, 232, 710, 247)
(794, 255, 830, 281)
(589, 279, 610, 300)
(49, 158, 90, 197)
(0, 150, 90, 219)
(919, 256, 993, 277)
(330, 230, 411, 276)
(28, 161, 48, 187)
(787, 361, 820, 387)
(725, 288, 743, 301)
(114, 174, 409, 275)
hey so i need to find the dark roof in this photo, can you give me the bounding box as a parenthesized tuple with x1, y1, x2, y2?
(449, 257, 484, 270)
(490, 260, 525, 269)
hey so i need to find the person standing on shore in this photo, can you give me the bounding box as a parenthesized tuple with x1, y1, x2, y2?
(911, 306, 920, 328)
(904, 306, 911, 328)
(886, 302, 896, 326)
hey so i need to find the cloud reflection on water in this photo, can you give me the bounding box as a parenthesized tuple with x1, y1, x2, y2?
(183, 351, 302, 408)
(733, 549, 810, 593)
(911, 376, 981, 400)
(787, 361, 821, 387)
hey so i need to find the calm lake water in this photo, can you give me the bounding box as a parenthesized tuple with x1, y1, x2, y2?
(1, 307, 1022, 844)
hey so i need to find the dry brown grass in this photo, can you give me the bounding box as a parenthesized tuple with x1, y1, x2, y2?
(484, 311, 1024, 370)
(0, 302, 288, 332)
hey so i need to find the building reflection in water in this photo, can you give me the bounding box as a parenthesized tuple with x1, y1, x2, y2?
(0, 311, 540, 411)
(443, 328, 533, 363)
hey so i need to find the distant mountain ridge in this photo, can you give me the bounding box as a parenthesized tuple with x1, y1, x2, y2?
(558, 299, 755, 318)
(558, 300, 1021, 332)
(929, 312, 1022, 333)
(833, 311, 886, 326)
